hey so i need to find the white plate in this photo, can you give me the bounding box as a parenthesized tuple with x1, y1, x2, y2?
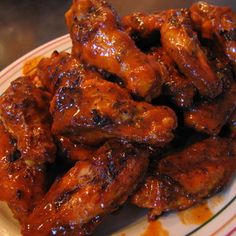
(0, 35, 235, 236)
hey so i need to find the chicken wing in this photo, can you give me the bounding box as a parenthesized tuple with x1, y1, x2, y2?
(22, 140, 149, 236)
(38, 52, 177, 146)
(150, 48, 196, 107)
(65, 0, 163, 100)
(0, 76, 56, 165)
(184, 83, 236, 135)
(0, 76, 56, 222)
(37, 51, 77, 95)
(202, 39, 234, 89)
(161, 9, 223, 98)
(190, 1, 236, 72)
(131, 137, 236, 220)
(0, 121, 46, 223)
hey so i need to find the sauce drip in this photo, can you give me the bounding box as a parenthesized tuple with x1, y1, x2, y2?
(178, 202, 213, 225)
(141, 220, 169, 236)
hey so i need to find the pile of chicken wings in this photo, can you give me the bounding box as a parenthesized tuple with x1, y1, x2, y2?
(0, 1, 235, 235)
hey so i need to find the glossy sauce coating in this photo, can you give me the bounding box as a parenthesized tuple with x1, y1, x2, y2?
(23, 140, 149, 236)
(65, 0, 163, 100)
(0, 77, 56, 164)
(0, 121, 46, 223)
(150, 48, 196, 107)
(190, 1, 236, 72)
(141, 220, 169, 236)
(38, 52, 177, 146)
(184, 83, 236, 135)
(131, 137, 236, 220)
(161, 9, 223, 98)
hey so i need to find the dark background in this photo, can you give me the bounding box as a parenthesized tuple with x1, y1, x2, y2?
(0, 0, 235, 70)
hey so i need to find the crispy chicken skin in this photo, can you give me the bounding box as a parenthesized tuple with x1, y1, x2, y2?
(65, 0, 163, 100)
(37, 51, 79, 95)
(0, 77, 56, 165)
(0, 121, 46, 223)
(190, 2, 236, 72)
(161, 9, 223, 98)
(131, 137, 236, 220)
(123, 9, 227, 99)
(0, 77, 56, 222)
(38, 52, 177, 146)
(22, 140, 149, 236)
(122, 11, 167, 37)
(184, 83, 236, 135)
(150, 48, 196, 107)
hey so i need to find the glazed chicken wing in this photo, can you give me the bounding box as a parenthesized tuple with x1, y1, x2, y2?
(0, 121, 46, 223)
(38, 52, 177, 146)
(0, 77, 55, 165)
(184, 83, 236, 135)
(202, 39, 234, 89)
(65, 0, 163, 100)
(0, 77, 56, 222)
(150, 48, 196, 107)
(161, 9, 223, 98)
(131, 137, 236, 220)
(190, 1, 236, 72)
(22, 140, 149, 236)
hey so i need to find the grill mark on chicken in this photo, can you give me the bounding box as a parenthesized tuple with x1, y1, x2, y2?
(131, 137, 236, 220)
(22, 140, 149, 236)
(38, 52, 177, 147)
(65, 0, 163, 100)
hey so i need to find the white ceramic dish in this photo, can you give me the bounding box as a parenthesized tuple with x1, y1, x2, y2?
(0, 35, 235, 236)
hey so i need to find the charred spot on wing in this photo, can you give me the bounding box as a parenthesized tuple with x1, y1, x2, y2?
(54, 186, 80, 210)
(91, 109, 113, 127)
(16, 190, 24, 200)
(8, 150, 21, 163)
(54, 87, 79, 113)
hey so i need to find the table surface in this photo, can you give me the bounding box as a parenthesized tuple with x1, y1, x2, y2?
(0, 0, 235, 70)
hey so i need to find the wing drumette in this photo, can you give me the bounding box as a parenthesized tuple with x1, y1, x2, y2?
(184, 83, 236, 135)
(0, 77, 55, 165)
(161, 9, 223, 98)
(190, 1, 236, 73)
(131, 137, 236, 220)
(65, 0, 163, 100)
(0, 121, 46, 223)
(150, 48, 196, 107)
(22, 140, 149, 236)
(0, 77, 56, 222)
